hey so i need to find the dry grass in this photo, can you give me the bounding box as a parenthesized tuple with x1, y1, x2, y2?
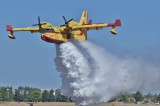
(0, 102, 159, 106)
(0, 102, 75, 106)
(97, 102, 160, 106)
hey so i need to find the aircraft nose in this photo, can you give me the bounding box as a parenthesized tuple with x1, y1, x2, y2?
(42, 34, 48, 37)
(41, 34, 46, 40)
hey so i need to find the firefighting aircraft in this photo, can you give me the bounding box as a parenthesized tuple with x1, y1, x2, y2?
(6, 10, 121, 44)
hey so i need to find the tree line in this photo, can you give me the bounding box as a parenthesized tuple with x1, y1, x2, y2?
(1, 86, 160, 104)
(0, 86, 71, 102)
(111, 91, 160, 104)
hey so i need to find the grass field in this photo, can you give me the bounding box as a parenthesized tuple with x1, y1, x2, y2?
(98, 102, 160, 106)
(0, 102, 159, 106)
(0, 102, 75, 106)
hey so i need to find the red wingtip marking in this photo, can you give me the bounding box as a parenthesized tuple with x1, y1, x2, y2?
(6, 25, 13, 31)
(115, 19, 121, 26)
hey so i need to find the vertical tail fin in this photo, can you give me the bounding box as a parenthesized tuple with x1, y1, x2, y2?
(79, 10, 89, 40)
(79, 10, 88, 25)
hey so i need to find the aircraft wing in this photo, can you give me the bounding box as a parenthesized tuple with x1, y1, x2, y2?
(6, 25, 40, 39)
(72, 19, 121, 35)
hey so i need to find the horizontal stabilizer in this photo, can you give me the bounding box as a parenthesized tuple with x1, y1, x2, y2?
(88, 20, 92, 25)
(108, 19, 121, 27)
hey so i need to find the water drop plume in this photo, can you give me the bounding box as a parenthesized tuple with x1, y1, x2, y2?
(55, 41, 160, 106)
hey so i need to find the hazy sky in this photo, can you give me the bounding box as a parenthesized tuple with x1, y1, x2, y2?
(1, 0, 160, 89)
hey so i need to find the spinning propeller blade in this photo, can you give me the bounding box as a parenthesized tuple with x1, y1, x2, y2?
(62, 16, 73, 28)
(32, 16, 45, 28)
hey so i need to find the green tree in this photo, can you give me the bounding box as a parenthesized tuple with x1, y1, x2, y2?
(49, 89, 55, 102)
(14, 89, 24, 102)
(42, 90, 49, 102)
(134, 91, 143, 102)
(28, 90, 41, 102)
(0, 88, 2, 101)
(1, 87, 9, 101)
(13, 86, 26, 102)
(156, 93, 160, 102)
(7, 86, 13, 101)
(23, 86, 32, 102)
(55, 89, 62, 102)
(119, 94, 128, 103)
(54, 89, 69, 102)
(61, 95, 69, 102)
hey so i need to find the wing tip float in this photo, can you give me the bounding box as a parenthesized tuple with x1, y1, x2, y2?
(6, 25, 15, 39)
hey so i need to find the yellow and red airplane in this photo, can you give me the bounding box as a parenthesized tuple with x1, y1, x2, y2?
(6, 10, 121, 44)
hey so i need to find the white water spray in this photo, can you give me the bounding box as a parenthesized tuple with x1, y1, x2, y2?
(55, 41, 160, 106)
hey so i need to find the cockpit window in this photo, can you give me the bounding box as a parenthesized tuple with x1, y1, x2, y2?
(42, 29, 54, 33)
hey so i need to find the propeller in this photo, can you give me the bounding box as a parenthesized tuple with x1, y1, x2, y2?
(61, 16, 73, 39)
(32, 16, 46, 28)
(61, 16, 73, 28)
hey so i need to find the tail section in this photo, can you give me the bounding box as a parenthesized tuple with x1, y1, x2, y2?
(108, 19, 122, 35)
(79, 10, 88, 25)
(108, 19, 121, 27)
(114, 19, 121, 26)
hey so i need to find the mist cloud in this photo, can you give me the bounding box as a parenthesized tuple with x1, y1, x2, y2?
(55, 41, 160, 106)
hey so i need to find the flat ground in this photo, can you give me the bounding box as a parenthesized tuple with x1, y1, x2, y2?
(0, 102, 75, 106)
(0, 102, 159, 106)
(98, 102, 160, 106)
